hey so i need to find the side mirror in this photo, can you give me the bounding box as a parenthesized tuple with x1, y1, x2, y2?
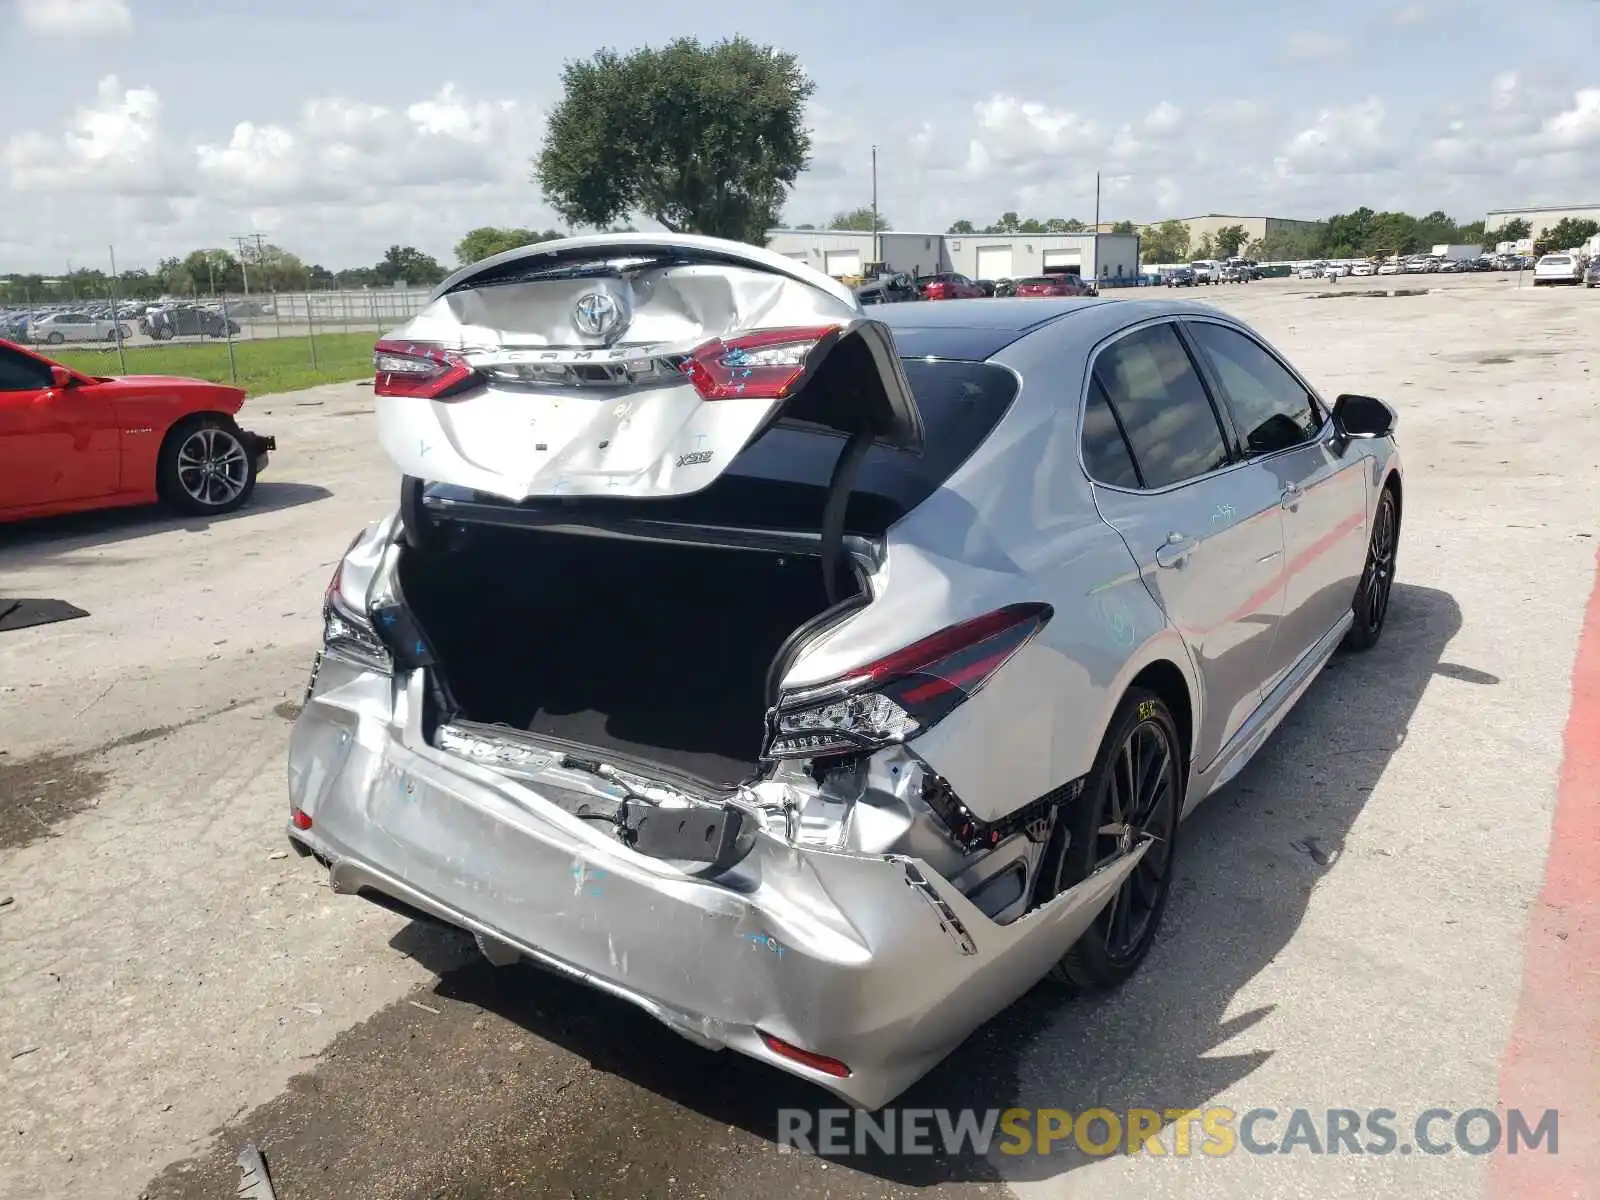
(1331, 393, 1395, 440)
(49, 365, 75, 389)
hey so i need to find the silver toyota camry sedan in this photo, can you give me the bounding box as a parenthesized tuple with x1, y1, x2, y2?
(286, 234, 1402, 1109)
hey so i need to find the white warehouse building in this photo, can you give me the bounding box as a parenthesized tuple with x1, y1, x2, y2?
(765, 228, 1142, 284)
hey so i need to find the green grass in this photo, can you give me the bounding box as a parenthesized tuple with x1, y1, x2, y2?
(54, 332, 378, 397)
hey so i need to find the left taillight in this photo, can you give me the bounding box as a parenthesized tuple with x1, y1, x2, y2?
(373, 339, 480, 400)
(682, 325, 842, 400)
(764, 603, 1053, 760)
(321, 553, 392, 675)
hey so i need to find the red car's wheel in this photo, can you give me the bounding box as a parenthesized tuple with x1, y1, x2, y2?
(157, 415, 259, 516)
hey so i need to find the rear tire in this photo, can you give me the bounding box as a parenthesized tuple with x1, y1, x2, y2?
(46, 331, 64, 345)
(1034, 688, 1182, 992)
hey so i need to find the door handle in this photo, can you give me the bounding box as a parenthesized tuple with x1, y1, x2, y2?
(1280, 481, 1303, 509)
(1155, 533, 1198, 569)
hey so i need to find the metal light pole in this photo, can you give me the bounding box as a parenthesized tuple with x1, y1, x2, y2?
(107, 244, 127, 374)
(870, 145, 879, 269)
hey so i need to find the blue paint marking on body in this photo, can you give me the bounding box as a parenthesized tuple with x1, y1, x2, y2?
(744, 932, 785, 957)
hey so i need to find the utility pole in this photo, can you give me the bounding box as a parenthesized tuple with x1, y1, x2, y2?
(870, 145, 879, 269)
(232, 233, 266, 299)
(1094, 171, 1101, 231)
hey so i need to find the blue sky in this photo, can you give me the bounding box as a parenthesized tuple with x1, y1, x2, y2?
(3, 0, 1597, 271)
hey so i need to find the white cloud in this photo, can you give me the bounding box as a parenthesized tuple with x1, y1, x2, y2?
(4, 67, 1599, 271)
(1277, 98, 1395, 175)
(1541, 88, 1600, 151)
(1390, 4, 1428, 25)
(15, 0, 131, 38)
(1, 76, 553, 269)
(1286, 32, 1350, 60)
(3, 75, 174, 194)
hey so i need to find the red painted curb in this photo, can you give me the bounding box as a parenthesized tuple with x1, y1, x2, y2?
(1492, 548, 1600, 1199)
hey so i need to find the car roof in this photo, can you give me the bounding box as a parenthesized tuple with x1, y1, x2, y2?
(877, 296, 1117, 333)
(882, 296, 1239, 361)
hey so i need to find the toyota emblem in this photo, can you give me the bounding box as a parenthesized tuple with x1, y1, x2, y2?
(573, 291, 625, 339)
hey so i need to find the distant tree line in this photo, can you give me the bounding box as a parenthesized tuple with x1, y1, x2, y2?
(1134, 210, 1594, 265)
(1, 242, 456, 304)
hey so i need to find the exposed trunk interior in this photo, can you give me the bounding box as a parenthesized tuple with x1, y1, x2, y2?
(399, 525, 851, 789)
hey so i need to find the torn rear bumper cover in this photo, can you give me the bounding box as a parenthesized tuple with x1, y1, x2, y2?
(286, 676, 1140, 1109)
(240, 429, 276, 467)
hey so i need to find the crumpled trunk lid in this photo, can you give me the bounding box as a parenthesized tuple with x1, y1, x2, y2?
(374, 233, 924, 504)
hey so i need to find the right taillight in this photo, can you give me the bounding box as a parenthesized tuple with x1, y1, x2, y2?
(764, 603, 1053, 760)
(373, 339, 480, 400)
(681, 325, 842, 401)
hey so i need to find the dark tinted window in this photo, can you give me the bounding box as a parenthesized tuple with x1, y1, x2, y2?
(1184, 321, 1320, 456)
(0, 345, 53, 391)
(433, 359, 1020, 538)
(724, 358, 1019, 529)
(1092, 323, 1230, 488)
(1081, 377, 1140, 487)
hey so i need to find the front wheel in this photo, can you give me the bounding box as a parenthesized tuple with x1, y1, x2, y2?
(157, 415, 259, 516)
(1344, 486, 1398, 651)
(1034, 689, 1183, 991)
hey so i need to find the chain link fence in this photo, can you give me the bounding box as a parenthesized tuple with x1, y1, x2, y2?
(1, 282, 436, 393)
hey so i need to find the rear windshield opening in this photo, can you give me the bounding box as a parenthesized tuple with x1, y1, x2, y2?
(434, 359, 1019, 538)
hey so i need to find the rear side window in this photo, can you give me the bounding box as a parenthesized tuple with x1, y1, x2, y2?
(1081, 378, 1140, 487)
(1091, 323, 1230, 489)
(726, 358, 1019, 527)
(503, 358, 1019, 537)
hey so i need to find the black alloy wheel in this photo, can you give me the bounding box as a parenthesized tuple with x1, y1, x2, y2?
(1034, 689, 1183, 990)
(1344, 487, 1398, 651)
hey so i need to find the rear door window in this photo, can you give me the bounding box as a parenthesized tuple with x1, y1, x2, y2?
(1091, 323, 1231, 488)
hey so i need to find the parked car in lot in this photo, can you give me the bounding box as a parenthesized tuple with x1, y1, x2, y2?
(1165, 266, 1199, 287)
(1013, 274, 1095, 297)
(1585, 259, 1600, 288)
(1188, 259, 1220, 284)
(26, 311, 131, 344)
(0, 338, 274, 521)
(287, 233, 1405, 1110)
(992, 277, 1020, 298)
(1532, 254, 1584, 286)
(917, 272, 986, 300)
(146, 304, 242, 339)
(854, 272, 923, 306)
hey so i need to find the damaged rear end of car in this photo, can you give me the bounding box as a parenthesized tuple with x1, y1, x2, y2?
(287, 234, 1140, 1108)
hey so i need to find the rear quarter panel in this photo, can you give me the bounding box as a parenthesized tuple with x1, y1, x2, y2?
(786, 304, 1203, 823)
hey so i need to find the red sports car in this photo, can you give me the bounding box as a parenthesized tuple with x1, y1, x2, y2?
(1013, 274, 1096, 297)
(0, 338, 275, 523)
(916, 272, 987, 300)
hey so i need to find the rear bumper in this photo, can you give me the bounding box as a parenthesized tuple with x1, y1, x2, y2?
(240, 429, 275, 471)
(286, 666, 1138, 1109)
